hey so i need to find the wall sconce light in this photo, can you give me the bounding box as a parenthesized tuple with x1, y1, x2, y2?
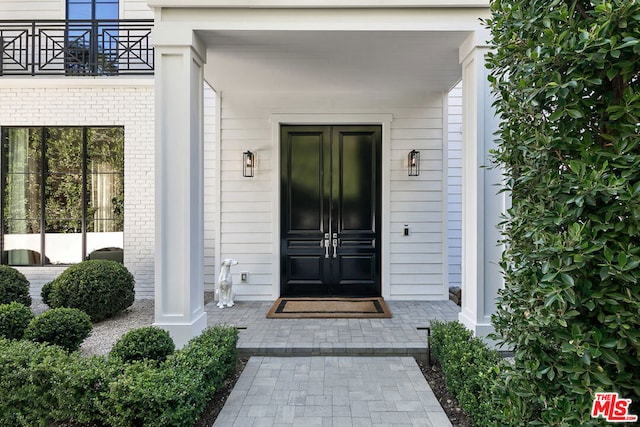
(408, 150, 420, 176)
(243, 151, 255, 177)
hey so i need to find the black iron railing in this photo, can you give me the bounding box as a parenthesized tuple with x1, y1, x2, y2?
(0, 20, 154, 76)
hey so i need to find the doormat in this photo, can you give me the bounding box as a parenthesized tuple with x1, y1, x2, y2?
(266, 297, 392, 319)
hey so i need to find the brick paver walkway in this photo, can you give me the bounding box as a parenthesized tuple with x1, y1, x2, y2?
(213, 356, 453, 427)
(206, 300, 460, 426)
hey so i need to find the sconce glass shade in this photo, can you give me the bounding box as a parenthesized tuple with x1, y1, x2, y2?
(243, 151, 255, 177)
(408, 150, 420, 176)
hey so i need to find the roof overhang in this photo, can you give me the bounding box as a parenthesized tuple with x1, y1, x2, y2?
(150, 3, 490, 93)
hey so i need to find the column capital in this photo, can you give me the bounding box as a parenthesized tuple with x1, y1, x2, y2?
(459, 29, 492, 65)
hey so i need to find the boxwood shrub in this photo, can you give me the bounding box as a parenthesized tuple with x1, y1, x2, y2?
(101, 360, 207, 427)
(1, 324, 240, 427)
(0, 302, 34, 340)
(0, 265, 31, 307)
(169, 325, 239, 397)
(0, 338, 71, 427)
(48, 259, 135, 321)
(111, 326, 175, 364)
(24, 307, 92, 352)
(430, 320, 505, 426)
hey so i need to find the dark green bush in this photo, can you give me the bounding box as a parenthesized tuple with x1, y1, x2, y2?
(51, 355, 121, 425)
(0, 265, 31, 306)
(40, 281, 54, 306)
(430, 320, 504, 426)
(49, 259, 135, 321)
(1, 325, 239, 427)
(111, 326, 175, 363)
(101, 360, 207, 427)
(0, 302, 34, 340)
(487, 1, 640, 425)
(170, 325, 239, 396)
(24, 307, 92, 352)
(0, 338, 70, 427)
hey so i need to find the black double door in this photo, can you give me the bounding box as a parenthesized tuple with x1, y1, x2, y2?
(280, 125, 381, 297)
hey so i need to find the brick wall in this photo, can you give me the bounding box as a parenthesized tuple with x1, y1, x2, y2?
(0, 80, 155, 299)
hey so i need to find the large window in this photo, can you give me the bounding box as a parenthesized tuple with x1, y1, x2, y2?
(1, 127, 124, 265)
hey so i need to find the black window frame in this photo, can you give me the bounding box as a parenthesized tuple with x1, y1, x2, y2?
(0, 126, 124, 266)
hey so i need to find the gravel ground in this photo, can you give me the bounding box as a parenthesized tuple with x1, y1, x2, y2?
(31, 299, 155, 356)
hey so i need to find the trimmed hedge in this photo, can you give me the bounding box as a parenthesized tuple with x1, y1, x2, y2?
(48, 259, 135, 321)
(170, 324, 239, 397)
(0, 338, 71, 427)
(0, 302, 34, 340)
(0, 325, 239, 427)
(111, 326, 176, 364)
(0, 265, 31, 307)
(430, 320, 504, 426)
(24, 307, 92, 352)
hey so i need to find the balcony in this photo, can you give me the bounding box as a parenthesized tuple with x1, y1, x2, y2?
(0, 20, 154, 76)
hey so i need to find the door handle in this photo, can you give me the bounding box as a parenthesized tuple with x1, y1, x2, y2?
(332, 233, 338, 258)
(324, 233, 330, 258)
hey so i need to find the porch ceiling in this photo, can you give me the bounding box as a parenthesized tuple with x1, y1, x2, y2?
(201, 30, 469, 93)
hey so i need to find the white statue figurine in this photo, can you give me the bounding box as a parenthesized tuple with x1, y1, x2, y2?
(216, 259, 238, 308)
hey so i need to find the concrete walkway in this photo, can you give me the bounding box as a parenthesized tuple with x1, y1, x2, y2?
(213, 356, 452, 427)
(207, 300, 460, 427)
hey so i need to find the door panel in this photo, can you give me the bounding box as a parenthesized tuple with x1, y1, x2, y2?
(281, 125, 381, 297)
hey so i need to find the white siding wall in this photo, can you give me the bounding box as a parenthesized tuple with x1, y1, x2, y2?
(0, 0, 62, 19)
(0, 0, 152, 19)
(203, 83, 217, 290)
(447, 82, 462, 289)
(0, 81, 155, 299)
(122, 0, 153, 19)
(218, 90, 447, 300)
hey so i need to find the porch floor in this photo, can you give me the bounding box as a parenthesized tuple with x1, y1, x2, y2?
(205, 300, 460, 361)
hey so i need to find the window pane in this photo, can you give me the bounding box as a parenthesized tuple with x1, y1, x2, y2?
(4, 129, 41, 222)
(87, 127, 124, 233)
(87, 224, 123, 262)
(3, 223, 42, 266)
(3, 129, 42, 266)
(45, 220, 83, 264)
(67, 3, 92, 20)
(5, 128, 41, 172)
(87, 128, 123, 172)
(47, 128, 83, 173)
(47, 128, 82, 174)
(95, 3, 118, 20)
(45, 174, 83, 231)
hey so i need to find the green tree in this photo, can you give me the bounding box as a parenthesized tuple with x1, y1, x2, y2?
(487, 1, 640, 425)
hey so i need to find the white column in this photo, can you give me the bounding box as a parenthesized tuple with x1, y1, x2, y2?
(457, 32, 505, 340)
(153, 34, 207, 348)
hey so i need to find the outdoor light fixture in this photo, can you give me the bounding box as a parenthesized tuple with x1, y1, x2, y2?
(408, 150, 420, 176)
(243, 151, 255, 177)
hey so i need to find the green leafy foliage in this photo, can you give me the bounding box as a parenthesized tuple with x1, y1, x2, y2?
(0, 302, 34, 340)
(430, 321, 505, 426)
(101, 360, 207, 427)
(24, 307, 92, 352)
(40, 281, 54, 306)
(111, 326, 175, 364)
(0, 325, 239, 426)
(48, 259, 134, 321)
(169, 325, 239, 397)
(0, 338, 70, 427)
(487, 1, 640, 425)
(51, 355, 120, 425)
(0, 265, 31, 306)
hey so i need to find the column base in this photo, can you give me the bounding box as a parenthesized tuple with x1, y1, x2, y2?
(154, 311, 207, 348)
(458, 310, 504, 349)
